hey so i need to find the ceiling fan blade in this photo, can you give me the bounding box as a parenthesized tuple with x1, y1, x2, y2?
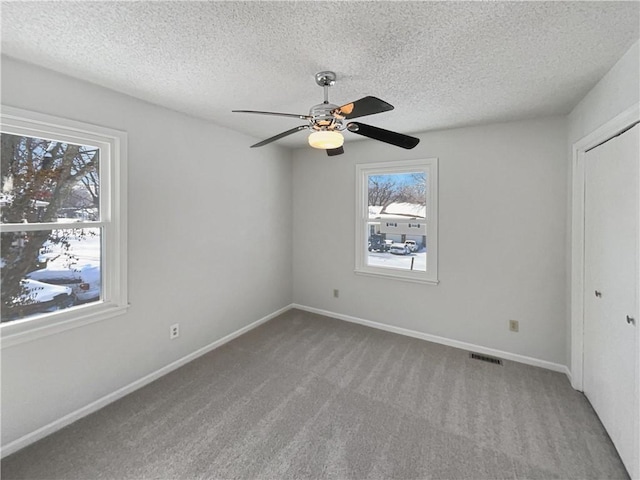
(347, 122, 420, 149)
(250, 125, 308, 148)
(233, 110, 312, 120)
(326, 146, 344, 156)
(332, 96, 394, 120)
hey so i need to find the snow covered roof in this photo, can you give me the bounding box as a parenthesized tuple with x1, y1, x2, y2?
(0, 193, 49, 208)
(382, 202, 426, 219)
(368, 205, 384, 217)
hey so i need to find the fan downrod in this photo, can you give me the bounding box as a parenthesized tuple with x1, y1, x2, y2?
(315, 71, 336, 87)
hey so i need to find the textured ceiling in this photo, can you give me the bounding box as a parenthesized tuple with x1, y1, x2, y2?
(1, 1, 638, 148)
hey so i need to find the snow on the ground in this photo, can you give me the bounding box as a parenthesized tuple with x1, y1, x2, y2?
(367, 251, 426, 271)
(39, 228, 101, 267)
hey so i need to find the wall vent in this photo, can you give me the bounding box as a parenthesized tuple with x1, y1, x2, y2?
(469, 352, 503, 365)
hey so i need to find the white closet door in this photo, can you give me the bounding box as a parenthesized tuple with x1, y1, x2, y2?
(584, 123, 639, 477)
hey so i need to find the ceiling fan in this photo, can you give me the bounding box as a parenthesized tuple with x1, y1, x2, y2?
(232, 71, 420, 156)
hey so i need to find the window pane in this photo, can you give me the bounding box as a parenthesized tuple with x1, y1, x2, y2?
(1, 228, 101, 323)
(0, 133, 100, 224)
(366, 171, 427, 272)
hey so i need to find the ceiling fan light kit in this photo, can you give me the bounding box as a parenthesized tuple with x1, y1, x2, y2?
(308, 130, 344, 149)
(232, 71, 419, 156)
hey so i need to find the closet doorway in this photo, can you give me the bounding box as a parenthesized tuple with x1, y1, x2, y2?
(583, 121, 638, 478)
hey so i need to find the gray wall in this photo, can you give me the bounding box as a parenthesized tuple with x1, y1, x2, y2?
(1, 57, 293, 446)
(2, 38, 637, 452)
(292, 117, 568, 365)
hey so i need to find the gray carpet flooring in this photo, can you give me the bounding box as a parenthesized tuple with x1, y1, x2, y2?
(1, 309, 629, 479)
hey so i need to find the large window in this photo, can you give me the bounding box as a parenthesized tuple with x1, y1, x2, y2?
(0, 106, 127, 346)
(355, 158, 438, 284)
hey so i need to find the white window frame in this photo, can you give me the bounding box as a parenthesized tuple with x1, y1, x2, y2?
(0, 106, 128, 348)
(355, 158, 438, 284)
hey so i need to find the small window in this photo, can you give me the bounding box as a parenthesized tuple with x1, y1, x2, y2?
(355, 158, 438, 284)
(0, 106, 127, 346)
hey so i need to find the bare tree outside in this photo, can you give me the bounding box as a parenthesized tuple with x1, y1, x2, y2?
(1, 133, 100, 321)
(368, 172, 426, 211)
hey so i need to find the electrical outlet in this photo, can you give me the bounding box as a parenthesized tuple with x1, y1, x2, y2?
(170, 323, 180, 339)
(509, 320, 519, 332)
(333, 289, 339, 298)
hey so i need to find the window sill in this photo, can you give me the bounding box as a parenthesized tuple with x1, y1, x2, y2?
(354, 268, 440, 285)
(0, 302, 129, 349)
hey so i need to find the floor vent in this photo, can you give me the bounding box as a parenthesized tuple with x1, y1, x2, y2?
(469, 352, 503, 365)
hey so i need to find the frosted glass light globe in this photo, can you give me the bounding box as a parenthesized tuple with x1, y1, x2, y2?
(308, 130, 344, 149)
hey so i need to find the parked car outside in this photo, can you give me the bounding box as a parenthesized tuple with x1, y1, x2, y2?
(27, 263, 100, 304)
(404, 240, 418, 252)
(389, 243, 410, 255)
(3, 279, 75, 321)
(368, 234, 390, 252)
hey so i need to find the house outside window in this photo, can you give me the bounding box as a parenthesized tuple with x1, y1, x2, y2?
(0, 106, 127, 346)
(355, 158, 438, 284)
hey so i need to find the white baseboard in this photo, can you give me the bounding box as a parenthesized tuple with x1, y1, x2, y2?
(3, 303, 572, 458)
(292, 304, 570, 375)
(1, 304, 291, 459)
(563, 366, 573, 385)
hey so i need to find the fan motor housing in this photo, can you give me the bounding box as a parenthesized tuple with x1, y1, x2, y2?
(309, 103, 343, 131)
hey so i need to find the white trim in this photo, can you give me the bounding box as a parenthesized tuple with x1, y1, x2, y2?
(355, 158, 439, 284)
(354, 269, 440, 285)
(0, 303, 129, 349)
(0, 106, 128, 347)
(2, 302, 573, 458)
(0, 221, 106, 233)
(292, 304, 569, 374)
(570, 102, 640, 391)
(1, 105, 125, 143)
(0, 304, 291, 458)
